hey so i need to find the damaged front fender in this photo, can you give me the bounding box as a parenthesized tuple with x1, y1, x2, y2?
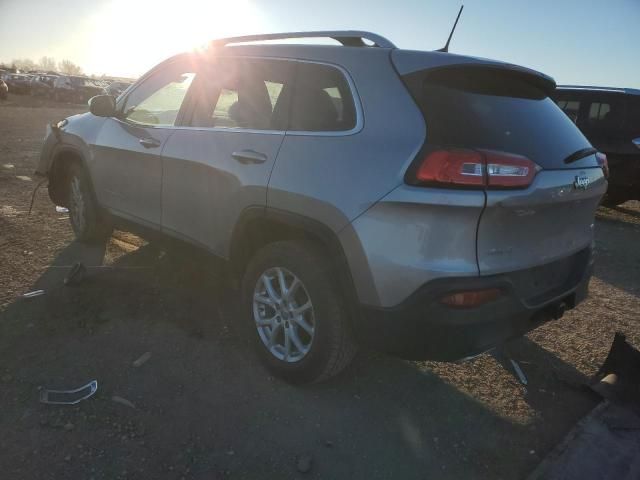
(35, 120, 67, 177)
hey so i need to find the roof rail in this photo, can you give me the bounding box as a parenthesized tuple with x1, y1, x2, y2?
(210, 31, 396, 49)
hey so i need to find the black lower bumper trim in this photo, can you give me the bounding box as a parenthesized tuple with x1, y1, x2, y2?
(355, 250, 593, 361)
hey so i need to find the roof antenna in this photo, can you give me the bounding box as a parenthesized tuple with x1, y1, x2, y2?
(437, 5, 464, 53)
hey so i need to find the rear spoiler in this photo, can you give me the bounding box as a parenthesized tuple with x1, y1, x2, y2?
(391, 50, 556, 95)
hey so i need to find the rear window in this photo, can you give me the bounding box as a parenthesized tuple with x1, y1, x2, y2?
(405, 68, 594, 169)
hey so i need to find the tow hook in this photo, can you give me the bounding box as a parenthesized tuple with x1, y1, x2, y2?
(552, 302, 567, 320)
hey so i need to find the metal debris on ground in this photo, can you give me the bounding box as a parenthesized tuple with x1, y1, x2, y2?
(132, 352, 152, 368)
(491, 347, 529, 386)
(111, 395, 136, 409)
(39, 380, 98, 405)
(55, 206, 69, 213)
(510, 359, 529, 386)
(22, 289, 45, 299)
(27, 178, 48, 214)
(590, 332, 640, 415)
(64, 262, 87, 286)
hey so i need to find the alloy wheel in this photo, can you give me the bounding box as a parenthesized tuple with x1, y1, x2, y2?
(253, 267, 315, 362)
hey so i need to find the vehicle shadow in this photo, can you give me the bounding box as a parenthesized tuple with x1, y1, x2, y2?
(0, 237, 600, 480)
(593, 215, 640, 297)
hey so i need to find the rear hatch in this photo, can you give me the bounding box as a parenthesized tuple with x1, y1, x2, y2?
(398, 55, 607, 279)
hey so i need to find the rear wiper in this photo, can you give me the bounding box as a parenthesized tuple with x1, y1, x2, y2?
(564, 147, 597, 164)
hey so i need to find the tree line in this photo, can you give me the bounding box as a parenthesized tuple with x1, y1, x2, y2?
(1, 56, 83, 75)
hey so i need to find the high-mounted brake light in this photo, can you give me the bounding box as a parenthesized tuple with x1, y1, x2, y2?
(596, 152, 609, 179)
(411, 148, 540, 189)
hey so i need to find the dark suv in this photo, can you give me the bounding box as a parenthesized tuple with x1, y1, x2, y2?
(552, 86, 640, 205)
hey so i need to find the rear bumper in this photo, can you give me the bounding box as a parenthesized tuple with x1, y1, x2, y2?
(355, 247, 593, 361)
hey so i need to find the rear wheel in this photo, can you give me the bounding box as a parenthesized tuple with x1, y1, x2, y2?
(67, 163, 111, 243)
(242, 241, 357, 384)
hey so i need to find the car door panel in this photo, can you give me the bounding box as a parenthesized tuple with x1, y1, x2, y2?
(90, 59, 196, 227)
(91, 119, 172, 226)
(161, 130, 283, 254)
(160, 58, 293, 256)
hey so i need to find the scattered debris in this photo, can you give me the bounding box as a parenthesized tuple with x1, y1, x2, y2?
(55, 205, 69, 213)
(16, 175, 32, 181)
(491, 347, 529, 386)
(590, 332, 640, 415)
(226, 450, 235, 456)
(28, 177, 48, 214)
(132, 352, 152, 368)
(296, 454, 313, 474)
(510, 359, 529, 386)
(111, 396, 136, 409)
(39, 380, 98, 405)
(2, 163, 14, 169)
(64, 262, 87, 286)
(22, 289, 45, 299)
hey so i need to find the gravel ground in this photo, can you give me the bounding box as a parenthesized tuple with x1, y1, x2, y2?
(0, 93, 638, 479)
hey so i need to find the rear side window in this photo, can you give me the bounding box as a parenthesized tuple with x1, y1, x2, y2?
(587, 98, 625, 130)
(404, 68, 593, 169)
(289, 63, 356, 132)
(628, 98, 640, 136)
(555, 98, 581, 123)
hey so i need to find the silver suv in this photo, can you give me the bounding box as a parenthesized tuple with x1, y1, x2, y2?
(38, 31, 607, 383)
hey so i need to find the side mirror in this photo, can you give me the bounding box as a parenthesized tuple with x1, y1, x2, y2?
(88, 95, 116, 117)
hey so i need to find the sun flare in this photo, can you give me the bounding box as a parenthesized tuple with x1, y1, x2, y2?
(86, 0, 266, 77)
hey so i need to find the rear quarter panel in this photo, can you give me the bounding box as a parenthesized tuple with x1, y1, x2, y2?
(267, 48, 426, 232)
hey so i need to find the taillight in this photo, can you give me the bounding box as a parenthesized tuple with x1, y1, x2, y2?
(596, 152, 609, 179)
(410, 148, 540, 189)
(415, 149, 485, 187)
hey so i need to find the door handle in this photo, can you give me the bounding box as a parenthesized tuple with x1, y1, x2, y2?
(139, 137, 161, 149)
(232, 149, 267, 164)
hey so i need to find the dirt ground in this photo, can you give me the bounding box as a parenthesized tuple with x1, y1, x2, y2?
(0, 92, 638, 480)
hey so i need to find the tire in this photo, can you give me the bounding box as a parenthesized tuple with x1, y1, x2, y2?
(242, 241, 358, 384)
(67, 162, 111, 243)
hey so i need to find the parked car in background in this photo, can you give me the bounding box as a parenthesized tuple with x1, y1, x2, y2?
(0, 79, 7, 100)
(52, 75, 105, 103)
(38, 31, 607, 383)
(104, 80, 133, 97)
(553, 86, 640, 205)
(30, 74, 59, 96)
(5, 73, 33, 94)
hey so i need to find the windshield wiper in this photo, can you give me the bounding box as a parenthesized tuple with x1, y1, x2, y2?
(564, 147, 597, 164)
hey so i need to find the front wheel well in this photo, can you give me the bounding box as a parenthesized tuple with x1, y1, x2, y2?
(48, 150, 83, 207)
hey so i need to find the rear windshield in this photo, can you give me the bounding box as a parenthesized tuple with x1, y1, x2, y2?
(404, 68, 596, 169)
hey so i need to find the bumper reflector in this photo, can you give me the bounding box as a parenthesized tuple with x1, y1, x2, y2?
(440, 288, 502, 308)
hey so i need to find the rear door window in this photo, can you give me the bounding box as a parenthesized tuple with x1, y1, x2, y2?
(586, 97, 625, 130)
(289, 63, 356, 132)
(555, 98, 581, 123)
(404, 68, 594, 169)
(189, 58, 294, 130)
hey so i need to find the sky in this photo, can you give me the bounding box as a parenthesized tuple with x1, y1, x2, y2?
(0, 0, 638, 88)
